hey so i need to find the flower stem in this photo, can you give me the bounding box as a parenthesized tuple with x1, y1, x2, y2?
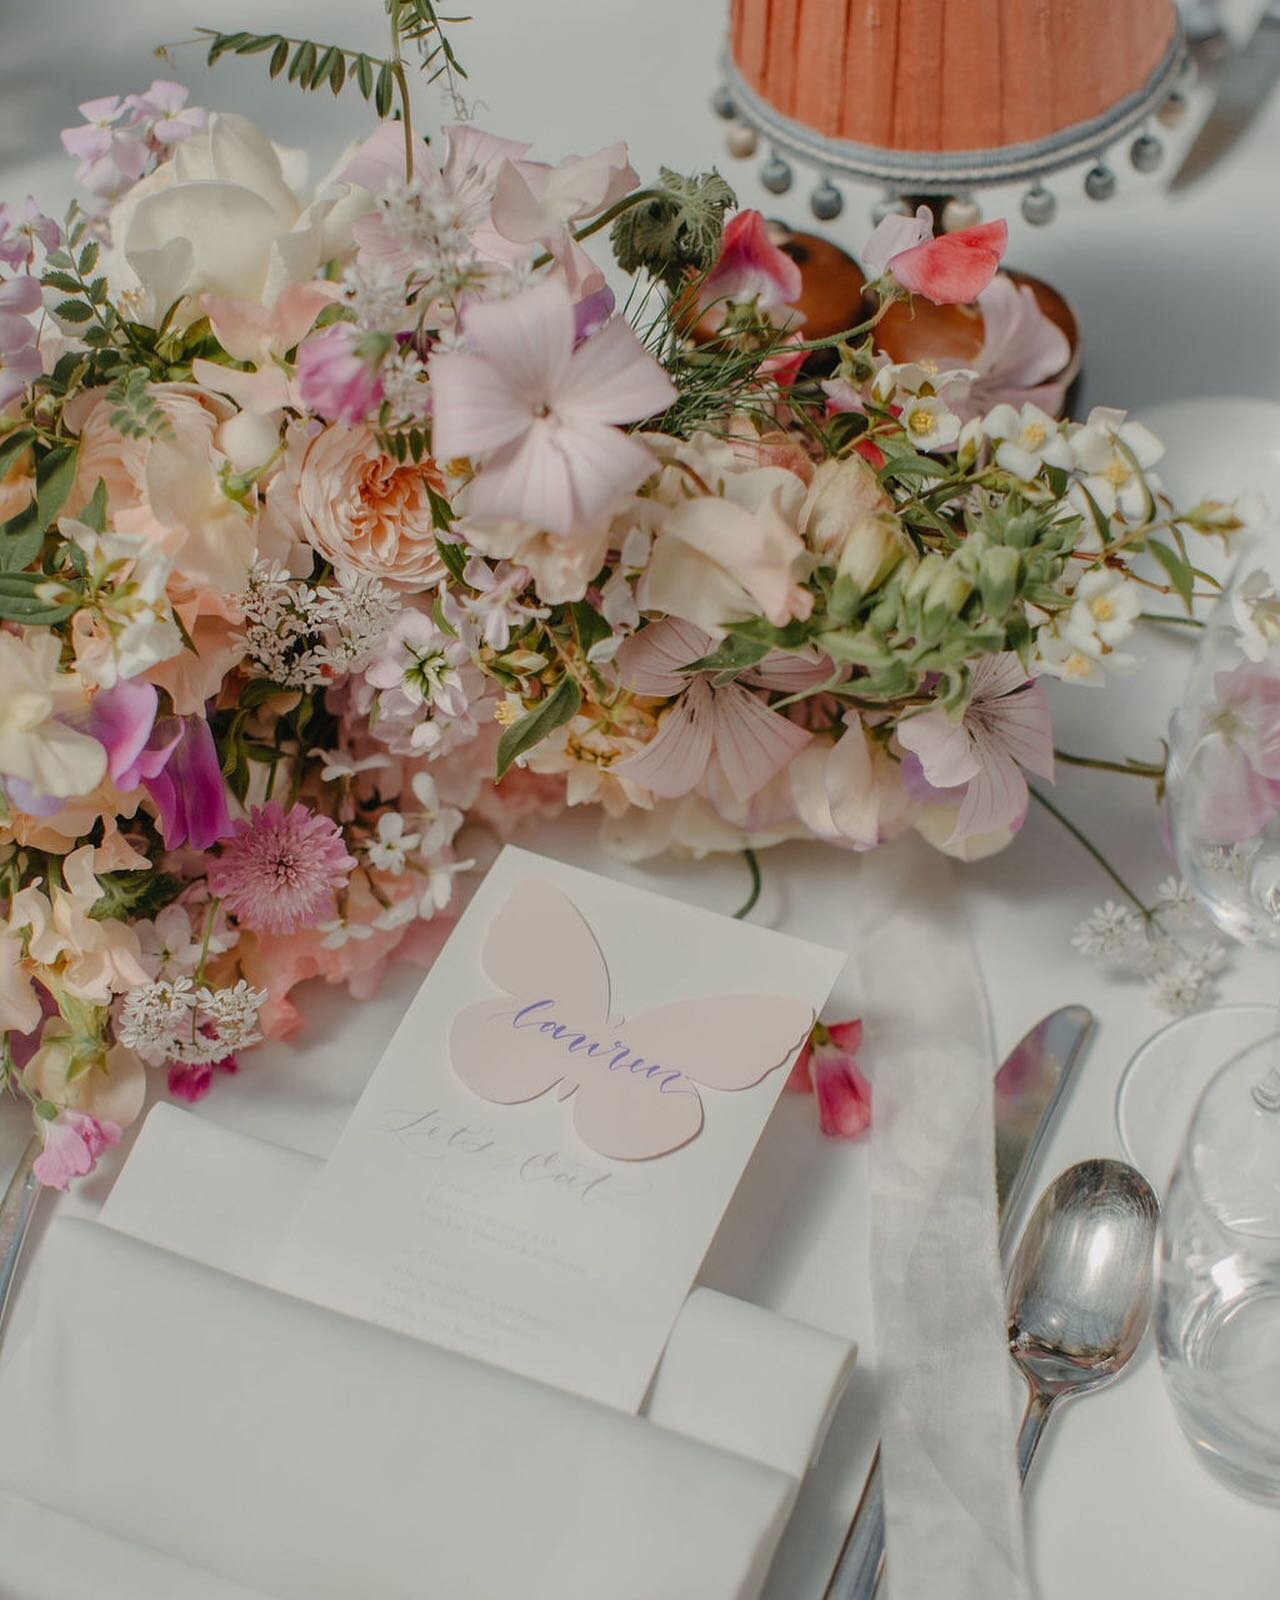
(1138, 611, 1206, 629)
(1053, 748, 1166, 783)
(1029, 786, 1153, 917)
(733, 848, 762, 919)
(529, 189, 666, 271)
(389, 1, 415, 181)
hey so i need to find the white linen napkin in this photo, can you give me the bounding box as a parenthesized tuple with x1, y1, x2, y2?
(0, 1106, 856, 1600)
(851, 839, 1029, 1600)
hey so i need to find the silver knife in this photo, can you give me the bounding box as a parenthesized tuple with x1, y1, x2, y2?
(1171, 1, 1280, 191)
(0, 1134, 41, 1350)
(823, 1004, 1094, 1600)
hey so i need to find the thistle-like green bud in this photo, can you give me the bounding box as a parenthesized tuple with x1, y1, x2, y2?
(611, 168, 737, 293)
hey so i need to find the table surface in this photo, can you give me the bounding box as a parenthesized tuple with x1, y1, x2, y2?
(3, 3, 1280, 1596)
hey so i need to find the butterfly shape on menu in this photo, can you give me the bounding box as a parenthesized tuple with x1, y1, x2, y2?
(448, 879, 813, 1161)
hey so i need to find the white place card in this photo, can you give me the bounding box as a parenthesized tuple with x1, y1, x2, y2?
(276, 846, 845, 1411)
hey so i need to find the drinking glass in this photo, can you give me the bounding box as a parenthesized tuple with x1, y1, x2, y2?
(1156, 1033, 1280, 1500)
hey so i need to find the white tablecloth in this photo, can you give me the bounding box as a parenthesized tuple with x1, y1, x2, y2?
(2, 2, 1279, 1594)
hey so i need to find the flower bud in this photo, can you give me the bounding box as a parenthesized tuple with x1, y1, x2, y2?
(978, 545, 1021, 614)
(922, 566, 974, 635)
(800, 456, 895, 563)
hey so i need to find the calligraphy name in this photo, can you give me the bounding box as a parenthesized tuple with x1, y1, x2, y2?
(508, 1000, 693, 1095)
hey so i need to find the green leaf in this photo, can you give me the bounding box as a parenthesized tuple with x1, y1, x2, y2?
(496, 677, 581, 780)
(269, 37, 289, 77)
(0, 571, 78, 623)
(36, 443, 79, 528)
(354, 53, 374, 96)
(311, 45, 338, 90)
(329, 50, 346, 94)
(374, 61, 394, 117)
(41, 269, 81, 295)
(680, 632, 770, 679)
(77, 241, 99, 276)
(235, 32, 281, 55)
(1147, 540, 1195, 613)
(878, 453, 952, 487)
(0, 498, 42, 572)
(434, 534, 468, 584)
(569, 601, 613, 658)
(78, 476, 109, 533)
(53, 299, 92, 324)
(0, 428, 35, 480)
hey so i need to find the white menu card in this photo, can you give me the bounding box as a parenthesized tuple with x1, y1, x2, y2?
(277, 847, 844, 1410)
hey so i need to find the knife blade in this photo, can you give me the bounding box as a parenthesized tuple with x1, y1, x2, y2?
(822, 1004, 1095, 1600)
(1171, 1, 1280, 192)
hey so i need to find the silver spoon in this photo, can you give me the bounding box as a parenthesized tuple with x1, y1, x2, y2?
(1007, 1157, 1159, 1481)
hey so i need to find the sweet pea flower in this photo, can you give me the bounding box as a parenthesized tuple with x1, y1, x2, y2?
(861, 204, 1007, 306)
(695, 209, 802, 324)
(611, 617, 813, 801)
(60, 94, 151, 197)
(895, 653, 1054, 844)
(429, 276, 676, 537)
(0, 630, 105, 803)
(9, 845, 149, 1003)
(490, 142, 638, 253)
(141, 714, 233, 849)
(32, 1107, 121, 1190)
(82, 677, 169, 790)
(949, 274, 1071, 420)
(786, 1019, 871, 1138)
(296, 322, 387, 425)
(0, 274, 43, 407)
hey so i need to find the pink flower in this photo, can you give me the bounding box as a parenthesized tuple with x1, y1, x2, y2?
(895, 653, 1054, 844)
(32, 1108, 121, 1190)
(141, 714, 231, 849)
(208, 801, 357, 935)
(611, 617, 812, 801)
(786, 1020, 871, 1138)
(83, 678, 164, 789)
(168, 1053, 237, 1104)
(0, 198, 60, 272)
(296, 323, 387, 426)
(0, 275, 43, 408)
(696, 210, 802, 321)
(124, 80, 207, 147)
(429, 276, 676, 537)
(60, 95, 151, 197)
(490, 143, 638, 253)
(944, 274, 1071, 419)
(861, 205, 1007, 306)
(1177, 663, 1280, 843)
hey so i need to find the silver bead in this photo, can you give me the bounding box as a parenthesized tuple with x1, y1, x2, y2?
(810, 179, 843, 221)
(760, 151, 793, 195)
(941, 196, 981, 231)
(712, 86, 736, 120)
(1130, 133, 1163, 174)
(1158, 91, 1189, 129)
(1021, 184, 1057, 226)
(726, 122, 758, 159)
(1084, 162, 1117, 200)
(871, 193, 911, 224)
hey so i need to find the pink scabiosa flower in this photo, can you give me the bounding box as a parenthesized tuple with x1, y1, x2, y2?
(429, 275, 676, 537)
(208, 802, 357, 936)
(296, 323, 388, 426)
(786, 1019, 871, 1138)
(861, 205, 1007, 306)
(32, 1107, 121, 1190)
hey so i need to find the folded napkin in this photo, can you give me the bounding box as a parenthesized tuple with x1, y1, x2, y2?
(0, 1106, 856, 1600)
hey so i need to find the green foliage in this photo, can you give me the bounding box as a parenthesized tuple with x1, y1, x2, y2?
(105, 368, 174, 441)
(496, 677, 581, 780)
(611, 167, 736, 293)
(0, 571, 79, 625)
(89, 870, 182, 923)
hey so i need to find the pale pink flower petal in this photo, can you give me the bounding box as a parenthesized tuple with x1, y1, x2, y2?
(428, 350, 540, 458)
(613, 617, 714, 696)
(461, 276, 574, 403)
(887, 220, 1008, 306)
(860, 205, 932, 274)
(697, 209, 802, 313)
(710, 681, 811, 798)
(611, 678, 716, 798)
(557, 314, 678, 428)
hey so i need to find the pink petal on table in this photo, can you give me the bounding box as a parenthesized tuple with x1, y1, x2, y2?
(612, 678, 717, 798)
(814, 1053, 872, 1138)
(558, 314, 677, 426)
(888, 220, 1008, 306)
(711, 681, 811, 799)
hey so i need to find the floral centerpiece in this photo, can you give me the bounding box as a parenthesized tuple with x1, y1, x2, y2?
(0, 7, 1249, 1185)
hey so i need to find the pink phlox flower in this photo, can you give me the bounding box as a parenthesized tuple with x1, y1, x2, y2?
(895, 653, 1054, 843)
(60, 94, 151, 197)
(942, 274, 1071, 419)
(167, 1053, 237, 1105)
(430, 275, 676, 536)
(141, 713, 232, 850)
(785, 1019, 871, 1138)
(490, 142, 638, 253)
(124, 80, 207, 147)
(208, 801, 357, 936)
(696, 210, 803, 324)
(610, 617, 812, 800)
(0, 198, 60, 271)
(296, 322, 387, 425)
(32, 1108, 121, 1190)
(861, 204, 1008, 306)
(363, 608, 472, 718)
(449, 557, 549, 651)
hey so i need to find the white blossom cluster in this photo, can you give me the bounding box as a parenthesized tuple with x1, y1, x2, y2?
(1071, 876, 1231, 1015)
(238, 561, 401, 689)
(117, 977, 268, 1065)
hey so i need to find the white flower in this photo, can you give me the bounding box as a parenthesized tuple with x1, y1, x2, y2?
(1147, 951, 1222, 1016)
(984, 402, 1073, 481)
(1071, 901, 1145, 960)
(0, 630, 106, 801)
(1154, 876, 1201, 927)
(178, 979, 267, 1060)
(116, 976, 197, 1064)
(366, 811, 421, 875)
(60, 520, 183, 688)
(872, 361, 975, 406)
(1033, 627, 1107, 686)
(1231, 568, 1280, 662)
(898, 394, 962, 454)
(371, 899, 419, 932)
(415, 856, 475, 919)
(134, 904, 204, 979)
(318, 748, 393, 782)
(1066, 406, 1164, 520)
(410, 771, 465, 853)
(318, 916, 378, 948)
(1064, 568, 1142, 654)
(447, 557, 548, 652)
